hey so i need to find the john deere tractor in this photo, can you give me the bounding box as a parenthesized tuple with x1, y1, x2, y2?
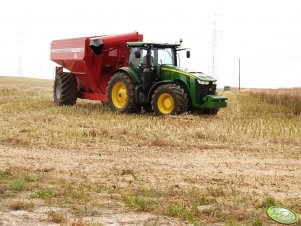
(107, 42, 227, 115)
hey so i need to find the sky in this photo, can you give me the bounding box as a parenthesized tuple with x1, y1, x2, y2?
(0, 0, 300, 88)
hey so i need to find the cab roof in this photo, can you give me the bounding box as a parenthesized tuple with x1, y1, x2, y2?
(127, 42, 180, 48)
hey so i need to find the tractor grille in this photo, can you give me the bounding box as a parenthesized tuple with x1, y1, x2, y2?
(196, 81, 216, 104)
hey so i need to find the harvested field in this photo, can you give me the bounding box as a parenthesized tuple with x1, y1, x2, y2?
(0, 76, 301, 225)
(249, 88, 301, 115)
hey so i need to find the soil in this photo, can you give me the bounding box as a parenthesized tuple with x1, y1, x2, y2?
(0, 144, 300, 225)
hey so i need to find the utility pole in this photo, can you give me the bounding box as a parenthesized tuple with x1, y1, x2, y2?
(17, 54, 22, 77)
(238, 57, 241, 91)
(210, 13, 223, 79)
(211, 14, 217, 77)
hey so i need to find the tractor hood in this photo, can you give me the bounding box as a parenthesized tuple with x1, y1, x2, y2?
(161, 66, 217, 82)
(188, 71, 217, 82)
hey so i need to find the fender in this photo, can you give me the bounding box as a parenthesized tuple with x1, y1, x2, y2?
(147, 80, 174, 102)
(113, 67, 141, 84)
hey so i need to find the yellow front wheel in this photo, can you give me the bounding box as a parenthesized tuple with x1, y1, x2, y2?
(152, 84, 188, 116)
(107, 72, 139, 113)
(157, 93, 174, 114)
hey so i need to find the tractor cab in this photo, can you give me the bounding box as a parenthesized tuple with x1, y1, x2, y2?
(127, 42, 189, 80)
(128, 43, 179, 67)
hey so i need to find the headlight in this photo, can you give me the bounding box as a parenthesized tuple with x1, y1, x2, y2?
(213, 81, 217, 85)
(197, 80, 209, 85)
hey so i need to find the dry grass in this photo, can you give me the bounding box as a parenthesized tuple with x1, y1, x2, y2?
(249, 88, 301, 115)
(0, 76, 301, 225)
(0, 77, 300, 151)
(9, 200, 34, 211)
(0, 167, 106, 216)
(48, 210, 67, 223)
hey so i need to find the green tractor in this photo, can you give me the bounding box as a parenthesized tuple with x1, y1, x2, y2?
(107, 42, 227, 116)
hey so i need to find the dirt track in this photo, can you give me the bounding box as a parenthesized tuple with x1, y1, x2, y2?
(1, 144, 300, 225)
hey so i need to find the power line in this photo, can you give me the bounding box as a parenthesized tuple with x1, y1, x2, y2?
(210, 13, 222, 78)
(18, 33, 24, 77)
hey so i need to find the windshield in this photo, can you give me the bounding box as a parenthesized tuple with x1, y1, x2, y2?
(155, 48, 175, 65)
(129, 47, 175, 67)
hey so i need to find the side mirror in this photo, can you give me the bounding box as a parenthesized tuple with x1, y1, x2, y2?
(135, 50, 141, 58)
(186, 50, 190, 58)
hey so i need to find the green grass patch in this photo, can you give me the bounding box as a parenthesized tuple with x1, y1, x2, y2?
(121, 187, 216, 225)
(0, 168, 296, 225)
(0, 168, 99, 216)
(10, 182, 25, 192)
(260, 195, 280, 208)
(0, 168, 36, 198)
(34, 188, 55, 200)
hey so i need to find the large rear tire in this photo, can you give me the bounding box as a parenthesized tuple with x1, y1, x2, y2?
(151, 84, 188, 116)
(107, 72, 139, 113)
(53, 72, 78, 106)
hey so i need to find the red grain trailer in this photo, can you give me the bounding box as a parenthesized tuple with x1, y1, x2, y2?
(50, 32, 143, 104)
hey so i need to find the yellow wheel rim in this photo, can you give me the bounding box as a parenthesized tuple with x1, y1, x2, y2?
(157, 93, 174, 114)
(112, 82, 128, 108)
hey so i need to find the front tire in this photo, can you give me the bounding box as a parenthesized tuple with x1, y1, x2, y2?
(107, 72, 138, 113)
(151, 84, 188, 116)
(53, 72, 78, 106)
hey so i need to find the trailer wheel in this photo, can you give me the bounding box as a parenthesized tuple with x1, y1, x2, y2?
(53, 72, 78, 106)
(107, 72, 138, 113)
(151, 84, 188, 116)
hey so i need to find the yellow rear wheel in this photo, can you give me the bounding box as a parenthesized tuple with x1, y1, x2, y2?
(107, 72, 139, 113)
(111, 82, 128, 108)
